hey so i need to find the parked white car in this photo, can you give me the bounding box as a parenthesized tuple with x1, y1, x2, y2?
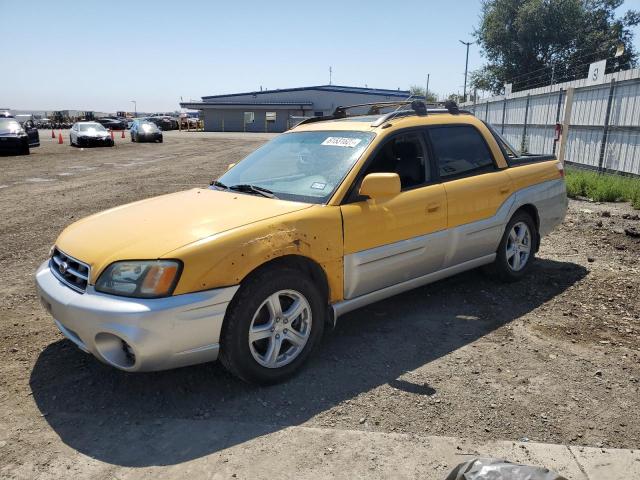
(69, 122, 114, 148)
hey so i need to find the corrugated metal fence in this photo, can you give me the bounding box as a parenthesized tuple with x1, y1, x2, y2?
(462, 68, 640, 176)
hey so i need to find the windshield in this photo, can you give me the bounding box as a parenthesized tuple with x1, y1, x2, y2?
(0, 118, 21, 130)
(79, 123, 106, 132)
(139, 121, 158, 130)
(217, 131, 375, 204)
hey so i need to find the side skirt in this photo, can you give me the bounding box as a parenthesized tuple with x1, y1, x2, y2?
(331, 254, 496, 320)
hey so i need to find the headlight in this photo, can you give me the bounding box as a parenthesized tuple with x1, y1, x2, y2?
(95, 260, 182, 298)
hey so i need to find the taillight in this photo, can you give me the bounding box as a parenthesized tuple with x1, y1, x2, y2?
(556, 163, 565, 178)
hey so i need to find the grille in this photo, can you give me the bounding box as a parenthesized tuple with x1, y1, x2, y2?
(50, 248, 90, 293)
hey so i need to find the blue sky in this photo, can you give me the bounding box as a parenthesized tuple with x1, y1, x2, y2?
(2, 0, 639, 112)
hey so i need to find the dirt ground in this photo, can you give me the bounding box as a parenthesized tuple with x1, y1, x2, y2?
(0, 131, 638, 476)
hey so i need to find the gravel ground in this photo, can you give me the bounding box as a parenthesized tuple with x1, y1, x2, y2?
(0, 131, 638, 475)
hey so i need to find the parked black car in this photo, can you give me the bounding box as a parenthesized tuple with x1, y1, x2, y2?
(95, 117, 127, 130)
(0, 117, 38, 155)
(20, 119, 40, 148)
(148, 116, 178, 131)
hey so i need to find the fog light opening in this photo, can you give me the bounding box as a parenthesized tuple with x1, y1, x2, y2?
(94, 332, 137, 369)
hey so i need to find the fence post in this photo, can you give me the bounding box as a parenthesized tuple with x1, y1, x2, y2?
(485, 101, 489, 122)
(597, 79, 616, 173)
(557, 87, 575, 165)
(552, 89, 564, 155)
(521, 94, 531, 153)
(501, 96, 507, 134)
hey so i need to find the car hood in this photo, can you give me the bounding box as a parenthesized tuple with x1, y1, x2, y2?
(0, 129, 24, 136)
(55, 188, 311, 281)
(78, 131, 109, 137)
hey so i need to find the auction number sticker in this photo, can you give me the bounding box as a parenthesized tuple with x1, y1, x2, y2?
(321, 137, 362, 148)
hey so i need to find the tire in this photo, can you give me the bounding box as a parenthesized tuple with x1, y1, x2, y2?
(158, 137, 163, 143)
(219, 267, 325, 384)
(488, 211, 537, 282)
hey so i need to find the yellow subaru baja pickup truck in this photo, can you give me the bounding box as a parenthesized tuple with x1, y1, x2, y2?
(36, 101, 567, 384)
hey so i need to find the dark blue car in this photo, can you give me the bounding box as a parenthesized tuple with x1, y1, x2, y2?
(130, 119, 163, 143)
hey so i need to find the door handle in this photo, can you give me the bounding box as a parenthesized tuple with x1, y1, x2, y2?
(499, 185, 511, 195)
(426, 202, 441, 213)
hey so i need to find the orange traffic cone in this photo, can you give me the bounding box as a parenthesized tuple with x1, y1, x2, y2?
(58, 132, 63, 144)
(51, 129, 55, 139)
(121, 130, 125, 139)
(110, 129, 114, 140)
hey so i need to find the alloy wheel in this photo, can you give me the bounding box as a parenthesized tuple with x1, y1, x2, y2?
(248, 289, 312, 369)
(506, 221, 531, 271)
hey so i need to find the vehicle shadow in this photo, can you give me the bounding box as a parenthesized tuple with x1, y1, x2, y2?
(29, 258, 587, 467)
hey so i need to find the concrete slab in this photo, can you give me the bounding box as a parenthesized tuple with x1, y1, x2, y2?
(569, 445, 640, 480)
(4, 416, 638, 479)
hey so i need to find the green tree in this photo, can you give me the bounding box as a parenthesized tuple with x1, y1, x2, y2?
(446, 93, 464, 103)
(472, 0, 640, 94)
(409, 85, 438, 102)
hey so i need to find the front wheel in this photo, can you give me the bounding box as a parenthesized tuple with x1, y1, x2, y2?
(488, 211, 537, 282)
(219, 267, 325, 384)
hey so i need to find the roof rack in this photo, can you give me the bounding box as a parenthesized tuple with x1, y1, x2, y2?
(295, 100, 470, 127)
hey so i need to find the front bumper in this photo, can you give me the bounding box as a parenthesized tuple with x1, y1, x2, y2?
(77, 136, 112, 147)
(0, 136, 27, 152)
(137, 132, 162, 141)
(35, 261, 239, 372)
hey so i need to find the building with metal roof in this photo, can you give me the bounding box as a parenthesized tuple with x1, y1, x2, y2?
(180, 85, 412, 133)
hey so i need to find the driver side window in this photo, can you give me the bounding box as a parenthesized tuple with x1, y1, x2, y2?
(362, 132, 430, 190)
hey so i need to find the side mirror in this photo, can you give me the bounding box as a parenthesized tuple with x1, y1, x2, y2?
(359, 173, 401, 199)
(227, 163, 236, 170)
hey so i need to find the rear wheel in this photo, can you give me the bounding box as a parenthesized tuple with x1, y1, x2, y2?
(488, 211, 537, 282)
(219, 267, 325, 384)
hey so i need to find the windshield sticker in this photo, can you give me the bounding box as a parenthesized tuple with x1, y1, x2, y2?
(321, 137, 362, 148)
(311, 182, 327, 190)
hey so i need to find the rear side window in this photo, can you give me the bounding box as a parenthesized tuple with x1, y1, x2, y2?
(429, 126, 495, 179)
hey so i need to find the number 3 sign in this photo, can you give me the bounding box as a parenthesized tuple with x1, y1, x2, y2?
(587, 59, 607, 85)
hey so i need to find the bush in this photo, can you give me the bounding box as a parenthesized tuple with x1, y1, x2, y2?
(565, 168, 640, 209)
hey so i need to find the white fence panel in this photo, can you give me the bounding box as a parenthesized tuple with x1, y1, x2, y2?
(464, 68, 640, 175)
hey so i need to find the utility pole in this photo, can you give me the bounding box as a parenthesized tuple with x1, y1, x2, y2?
(329, 66, 332, 85)
(131, 100, 137, 117)
(459, 40, 474, 102)
(426, 74, 430, 102)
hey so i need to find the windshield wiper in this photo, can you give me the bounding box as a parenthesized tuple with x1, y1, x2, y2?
(229, 184, 277, 199)
(210, 180, 229, 190)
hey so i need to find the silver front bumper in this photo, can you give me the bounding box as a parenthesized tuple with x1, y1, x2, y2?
(35, 261, 239, 372)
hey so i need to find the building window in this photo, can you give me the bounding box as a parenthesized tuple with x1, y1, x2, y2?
(244, 112, 255, 124)
(314, 111, 324, 117)
(266, 112, 277, 122)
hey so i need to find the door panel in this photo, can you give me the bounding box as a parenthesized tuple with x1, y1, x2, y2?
(442, 170, 513, 266)
(341, 184, 447, 299)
